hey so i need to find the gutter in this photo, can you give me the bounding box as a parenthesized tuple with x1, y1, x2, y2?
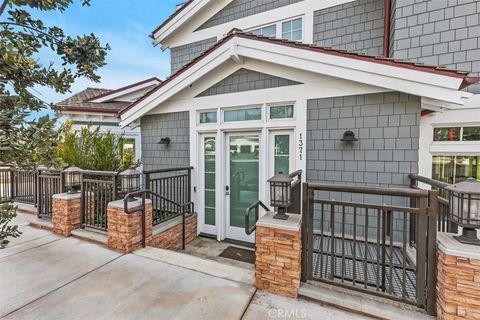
(383, 0, 391, 58)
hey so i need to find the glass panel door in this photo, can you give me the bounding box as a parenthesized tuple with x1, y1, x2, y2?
(226, 133, 260, 242)
(204, 137, 216, 226)
(199, 135, 217, 236)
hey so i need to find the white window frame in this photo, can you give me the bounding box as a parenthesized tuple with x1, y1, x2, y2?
(198, 109, 218, 125)
(246, 15, 304, 42)
(281, 17, 304, 42)
(268, 102, 296, 121)
(221, 104, 264, 124)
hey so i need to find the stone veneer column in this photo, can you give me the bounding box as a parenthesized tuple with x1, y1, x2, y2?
(107, 198, 152, 253)
(52, 192, 81, 236)
(255, 212, 302, 298)
(437, 233, 480, 320)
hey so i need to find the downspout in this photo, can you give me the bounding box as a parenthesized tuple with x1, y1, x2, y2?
(383, 0, 391, 58)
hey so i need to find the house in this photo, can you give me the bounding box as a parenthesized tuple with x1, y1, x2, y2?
(117, 0, 479, 244)
(56, 77, 162, 163)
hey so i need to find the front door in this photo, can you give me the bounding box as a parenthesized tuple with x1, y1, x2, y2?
(226, 133, 260, 242)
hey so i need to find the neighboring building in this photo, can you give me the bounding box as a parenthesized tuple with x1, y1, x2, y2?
(118, 0, 479, 243)
(56, 78, 162, 163)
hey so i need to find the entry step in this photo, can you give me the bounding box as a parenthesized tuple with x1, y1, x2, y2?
(71, 228, 108, 246)
(299, 282, 434, 320)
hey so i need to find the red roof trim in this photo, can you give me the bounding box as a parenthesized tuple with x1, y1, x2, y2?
(459, 77, 480, 90)
(84, 77, 162, 102)
(121, 31, 474, 117)
(60, 106, 120, 114)
(151, 0, 195, 39)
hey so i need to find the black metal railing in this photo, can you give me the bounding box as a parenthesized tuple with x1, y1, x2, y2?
(409, 173, 457, 236)
(12, 169, 37, 205)
(80, 170, 119, 231)
(245, 200, 270, 235)
(37, 169, 63, 219)
(288, 170, 303, 214)
(0, 166, 13, 201)
(123, 190, 194, 249)
(302, 182, 437, 315)
(144, 167, 192, 226)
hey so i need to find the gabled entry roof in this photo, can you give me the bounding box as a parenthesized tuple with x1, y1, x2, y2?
(120, 30, 477, 127)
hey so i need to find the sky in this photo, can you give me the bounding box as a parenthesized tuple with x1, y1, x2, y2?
(29, 0, 181, 119)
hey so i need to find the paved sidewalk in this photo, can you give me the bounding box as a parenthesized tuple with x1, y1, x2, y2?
(0, 213, 371, 320)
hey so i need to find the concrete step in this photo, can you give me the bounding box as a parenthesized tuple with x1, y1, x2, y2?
(135, 246, 255, 286)
(299, 282, 434, 320)
(29, 218, 53, 232)
(14, 202, 37, 215)
(71, 228, 108, 246)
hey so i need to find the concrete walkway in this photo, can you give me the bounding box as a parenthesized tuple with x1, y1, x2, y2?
(0, 213, 371, 320)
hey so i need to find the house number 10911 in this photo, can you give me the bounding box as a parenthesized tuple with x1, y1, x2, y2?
(299, 133, 304, 160)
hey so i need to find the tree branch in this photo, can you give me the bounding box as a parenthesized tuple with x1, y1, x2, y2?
(0, 22, 63, 44)
(0, 0, 8, 17)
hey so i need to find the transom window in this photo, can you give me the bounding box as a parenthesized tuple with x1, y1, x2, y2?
(199, 111, 217, 124)
(224, 107, 261, 122)
(433, 126, 480, 141)
(270, 105, 294, 119)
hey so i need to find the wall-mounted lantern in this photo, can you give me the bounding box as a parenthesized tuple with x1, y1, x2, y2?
(158, 137, 171, 145)
(268, 171, 293, 220)
(446, 177, 480, 246)
(341, 130, 358, 142)
(64, 166, 82, 194)
(119, 167, 141, 202)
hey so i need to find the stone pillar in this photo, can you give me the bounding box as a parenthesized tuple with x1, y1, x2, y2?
(437, 233, 480, 320)
(255, 212, 302, 298)
(107, 198, 152, 253)
(52, 192, 81, 236)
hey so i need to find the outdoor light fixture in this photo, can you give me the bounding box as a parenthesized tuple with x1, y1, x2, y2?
(158, 137, 171, 145)
(446, 177, 480, 246)
(341, 130, 358, 142)
(64, 166, 82, 194)
(119, 167, 141, 202)
(268, 171, 293, 220)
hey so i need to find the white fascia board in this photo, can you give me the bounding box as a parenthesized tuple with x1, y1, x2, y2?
(152, 0, 212, 45)
(162, 0, 356, 48)
(235, 38, 470, 104)
(89, 80, 161, 103)
(120, 44, 233, 127)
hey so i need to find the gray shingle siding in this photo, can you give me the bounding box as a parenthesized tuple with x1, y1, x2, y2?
(197, 0, 304, 30)
(140, 112, 190, 171)
(170, 37, 217, 74)
(391, 0, 480, 93)
(197, 68, 302, 97)
(306, 92, 420, 241)
(313, 0, 386, 57)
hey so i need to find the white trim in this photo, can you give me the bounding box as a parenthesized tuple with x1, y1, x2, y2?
(120, 36, 470, 127)
(158, 0, 356, 48)
(88, 79, 161, 103)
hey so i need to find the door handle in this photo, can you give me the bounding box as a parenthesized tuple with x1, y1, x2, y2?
(225, 185, 230, 195)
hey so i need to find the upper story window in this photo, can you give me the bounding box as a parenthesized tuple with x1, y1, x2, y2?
(251, 24, 276, 37)
(248, 17, 303, 42)
(281, 18, 302, 41)
(434, 126, 480, 142)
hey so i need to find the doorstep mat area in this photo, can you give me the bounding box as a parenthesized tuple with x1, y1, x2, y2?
(219, 246, 255, 264)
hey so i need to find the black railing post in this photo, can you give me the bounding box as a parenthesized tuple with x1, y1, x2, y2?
(142, 192, 146, 248)
(182, 205, 186, 250)
(301, 182, 308, 282)
(80, 172, 85, 226)
(10, 169, 14, 202)
(37, 168, 42, 218)
(187, 168, 192, 203)
(426, 190, 438, 316)
(416, 195, 428, 309)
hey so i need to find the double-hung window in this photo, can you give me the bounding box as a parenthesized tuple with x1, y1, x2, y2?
(281, 18, 302, 41)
